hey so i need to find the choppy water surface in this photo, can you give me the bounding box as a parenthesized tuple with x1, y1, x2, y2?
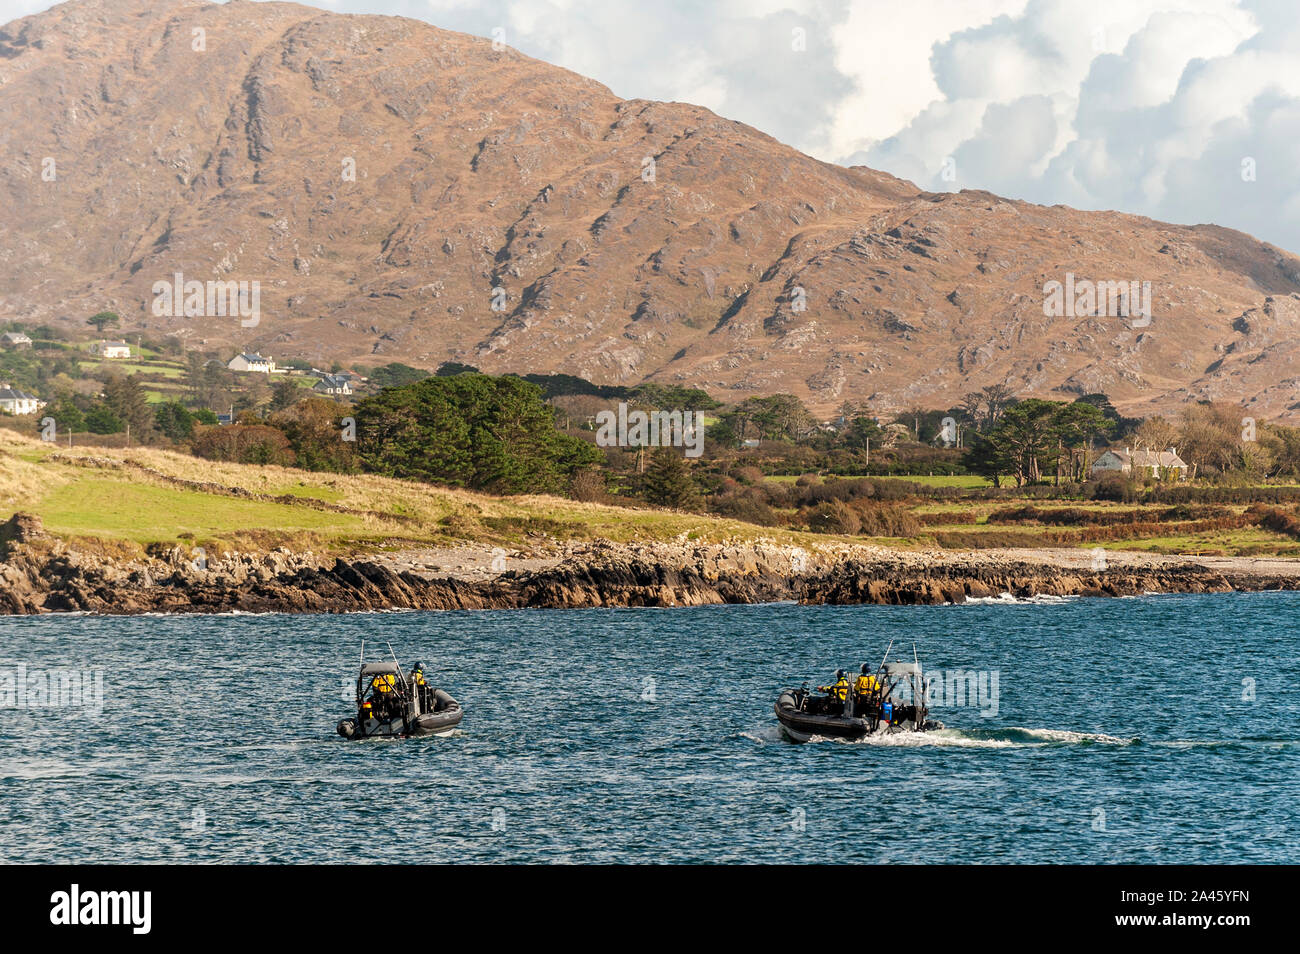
(2, 592, 1297, 863)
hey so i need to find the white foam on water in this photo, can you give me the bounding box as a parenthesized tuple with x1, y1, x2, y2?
(741, 726, 788, 744)
(747, 724, 1138, 748)
(959, 593, 1080, 606)
(0, 760, 87, 780)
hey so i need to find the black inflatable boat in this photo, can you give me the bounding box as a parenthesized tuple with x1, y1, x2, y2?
(337, 656, 463, 740)
(775, 661, 942, 742)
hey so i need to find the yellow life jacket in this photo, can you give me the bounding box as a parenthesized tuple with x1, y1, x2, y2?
(820, 677, 849, 701)
(856, 674, 879, 694)
(372, 674, 396, 693)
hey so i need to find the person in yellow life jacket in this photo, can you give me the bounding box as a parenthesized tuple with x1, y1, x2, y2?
(409, 661, 432, 711)
(368, 673, 398, 719)
(855, 663, 881, 699)
(817, 669, 849, 702)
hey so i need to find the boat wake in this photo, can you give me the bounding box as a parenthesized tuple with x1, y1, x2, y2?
(743, 725, 1137, 747)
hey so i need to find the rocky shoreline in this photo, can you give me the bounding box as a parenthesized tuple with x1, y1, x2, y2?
(3, 512, 1296, 616)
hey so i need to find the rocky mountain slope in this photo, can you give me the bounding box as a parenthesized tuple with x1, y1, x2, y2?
(3, 0, 1299, 420)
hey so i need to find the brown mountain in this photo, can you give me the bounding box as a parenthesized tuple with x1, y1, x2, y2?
(3, 0, 1300, 421)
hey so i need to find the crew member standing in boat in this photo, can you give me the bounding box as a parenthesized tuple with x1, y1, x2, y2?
(855, 663, 880, 705)
(409, 661, 433, 711)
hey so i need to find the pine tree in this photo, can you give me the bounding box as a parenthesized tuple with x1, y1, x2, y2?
(640, 447, 702, 509)
(87, 311, 120, 335)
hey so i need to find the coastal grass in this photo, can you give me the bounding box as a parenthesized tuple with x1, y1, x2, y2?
(3, 429, 1297, 560)
(36, 478, 370, 544)
(0, 432, 844, 555)
(1089, 527, 1300, 558)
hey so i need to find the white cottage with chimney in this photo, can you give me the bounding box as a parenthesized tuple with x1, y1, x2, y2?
(228, 352, 276, 373)
(1091, 446, 1189, 480)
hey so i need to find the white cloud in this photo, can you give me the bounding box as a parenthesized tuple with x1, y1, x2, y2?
(825, 0, 1030, 149)
(854, 0, 1300, 252)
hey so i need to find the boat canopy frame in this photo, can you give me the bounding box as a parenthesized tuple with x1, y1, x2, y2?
(355, 660, 409, 706)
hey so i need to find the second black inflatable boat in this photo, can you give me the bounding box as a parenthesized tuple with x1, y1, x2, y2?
(774, 661, 942, 742)
(337, 657, 464, 740)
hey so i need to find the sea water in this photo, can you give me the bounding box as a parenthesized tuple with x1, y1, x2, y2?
(1, 592, 1296, 863)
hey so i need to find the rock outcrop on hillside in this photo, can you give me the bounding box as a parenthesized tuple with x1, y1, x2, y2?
(2, 0, 1299, 419)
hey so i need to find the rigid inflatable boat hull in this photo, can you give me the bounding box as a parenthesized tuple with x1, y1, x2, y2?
(337, 691, 463, 740)
(773, 691, 940, 743)
(774, 700, 872, 741)
(409, 708, 463, 737)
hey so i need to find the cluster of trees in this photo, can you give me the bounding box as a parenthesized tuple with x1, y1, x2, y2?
(42, 374, 216, 441)
(1131, 404, 1300, 480)
(176, 374, 603, 495)
(353, 374, 599, 494)
(18, 317, 1300, 518)
(965, 398, 1114, 486)
(190, 398, 356, 470)
(711, 395, 820, 445)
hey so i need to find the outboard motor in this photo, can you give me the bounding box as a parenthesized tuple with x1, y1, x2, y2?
(337, 718, 357, 739)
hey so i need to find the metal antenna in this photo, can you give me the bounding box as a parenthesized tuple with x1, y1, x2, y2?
(877, 637, 894, 675)
(386, 640, 405, 683)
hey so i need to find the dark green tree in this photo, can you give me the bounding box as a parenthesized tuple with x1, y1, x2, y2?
(45, 393, 85, 433)
(369, 363, 431, 389)
(434, 362, 480, 377)
(639, 447, 703, 509)
(965, 399, 1113, 486)
(270, 378, 302, 412)
(87, 311, 120, 335)
(83, 404, 124, 434)
(101, 374, 156, 440)
(1052, 400, 1113, 483)
(353, 373, 598, 494)
(154, 401, 197, 441)
(721, 394, 818, 443)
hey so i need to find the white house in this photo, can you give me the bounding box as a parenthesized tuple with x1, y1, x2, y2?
(311, 368, 362, 385)
(90, 340, 131, 359)
(228, 352, 276, 373)
(1, 332, 32, 349)
(1092, 446, 1189, 480)
(313, 374, 353, 396)
(0, 385, 41, 415)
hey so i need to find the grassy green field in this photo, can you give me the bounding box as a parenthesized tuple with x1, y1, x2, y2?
(765, 473, 991, 488)
(0, 432, 831, 555)
(37, 478, 369, 544)
(77, 360, 187, 378)
(880, 474, 992, 488)
(3, 429, 1297, 560)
